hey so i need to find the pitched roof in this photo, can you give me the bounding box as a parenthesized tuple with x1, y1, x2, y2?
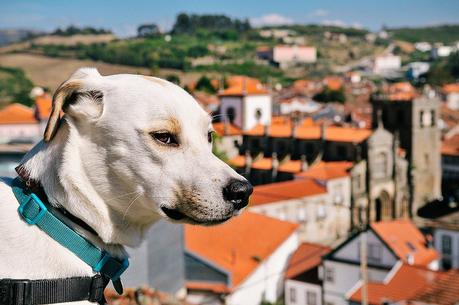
(385, 82, 418, 101)
(295, 161, 353, 180)
(278, 160, 304, 173)
(0, 103, 38, 125)
(219, 76, 268, 96)
(251, 157, 273, 170)
(443, 83, 459, 94)
(184, 212, 299, 289)
(228, 155, 246, 168)
(285, 243, 331, 279)
(348, 263, 443, 305)
(441, 134, 459, 157)
(34, 94, 52, 120)
(371, 220, 439, 267)
(325, 126, 372, 143)
(412, 268, 459, 305)
(250, 178, 326, 206)
(213, 122, 242, 136)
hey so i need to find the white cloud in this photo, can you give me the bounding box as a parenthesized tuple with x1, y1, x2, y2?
(310, 9, 329, 17)
(250, 14, 294, 27)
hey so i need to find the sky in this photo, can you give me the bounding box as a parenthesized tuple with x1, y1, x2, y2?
(1, 0, 458, 37)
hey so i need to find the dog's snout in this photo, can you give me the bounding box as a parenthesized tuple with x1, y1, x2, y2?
(223, 179, 253, 210)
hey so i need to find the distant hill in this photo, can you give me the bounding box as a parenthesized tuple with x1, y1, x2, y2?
(0, 29, 44, 46)
(388, 24, 459, 44)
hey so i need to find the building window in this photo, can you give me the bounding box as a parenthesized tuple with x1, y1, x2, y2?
(431, 110, 436, 126)
(226, 107, 236, 123)
(255, 108, 263, 122)
(368, 244, 382, 262)
(419, 110, 424, 128)
(442, 235, 452, 255)
(325, 267, 334, 283)
(289, 287, 297, 303)
(373, 151, 388, 179)
(307, 291, 317, 305)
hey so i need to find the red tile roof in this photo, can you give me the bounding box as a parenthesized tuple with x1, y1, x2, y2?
(324, 76, 343, 91)
(412, 268, 459, 305)
(443, 83, 459, 94)
(325, 126, 372, 143)
(371, 220, 439, 267)
(348, 263, 443, 305)
(186, 281, 230, 294)
(278, 160, 304, 173)
(184, 212, 299, 289)
(295, 161, 353, 180)
(0, 103, 38, 125)
(34, 94, 52, 120)
(250, 178, 326, 206)
(441, 134, 459, 157)
(385, 82, 418, 101)
(285, 243, 331, 279)
(251, 157, 273, 170)
(219, 76, 268, 96)
(213, 122, 242, 136)
(228, 155, 246, 168)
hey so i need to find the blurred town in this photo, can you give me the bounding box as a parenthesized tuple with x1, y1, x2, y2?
(1, 11, 459, 305)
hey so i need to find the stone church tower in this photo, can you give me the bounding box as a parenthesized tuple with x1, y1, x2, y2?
(371, 90, 441, 218)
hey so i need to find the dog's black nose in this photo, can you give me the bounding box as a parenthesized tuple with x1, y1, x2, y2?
(223, 179, 253, 210)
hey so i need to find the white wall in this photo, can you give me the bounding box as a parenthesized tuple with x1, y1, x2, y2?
(227, 232, 299, 305)
(434, 228, 459, 269)
(250, 193, 350, 245)
(322, 260, 389, 305)
(446, 92, 459, 110)
(243, 95, 272, 130)
(285, 279, 322, 305)
(0, 124, 41, 144)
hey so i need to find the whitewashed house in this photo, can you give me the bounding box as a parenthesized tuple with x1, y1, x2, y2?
(185, 211, 299, 305)
(373, 54, 401, 75)
(0, 103, 41, 144)
(284, 243, 331, 305)
(442, 83, 459, 110)
(322, 220, 439, 305)
(219, 76, 272, 131)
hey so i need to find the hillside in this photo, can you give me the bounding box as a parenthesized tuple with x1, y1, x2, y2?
(388, 24, 459, 44)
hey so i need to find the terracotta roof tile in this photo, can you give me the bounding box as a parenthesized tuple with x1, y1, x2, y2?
(251, 157, 273, 170)
(228, 155, 246, 168)
(186, 281, 231, 294)
(278, 160, 304, 173)
(285, 243, 331, 279)
(213, 122, 242, 136)
(348, 263, 444, 305)
(443, 83, 459, 94)
(413, 268, 459, 305)
(219, 76, 268, 96)
(250, 178, 326, 206)
(325, 126, 372, 143)
(441, 134, 459, 157)
(295, 161, 353, 180)
(0, 103, 38, 125)
(371, 220, 439, 267)
(324, 76, 343, 91)
(184, 212, 299, 289)
(34, 94, 52, 120)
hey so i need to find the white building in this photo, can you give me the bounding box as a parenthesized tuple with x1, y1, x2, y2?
(414, 42, 432, 52)
(431, 45, 454, 59)
(249, 172, 350, 244)
(322, 220, 439, 305)
(0, 103, 41, 144)
(442, 83, 459, 110)
(284, 243, 331, 305)
(273, 45, 317, 68)
(185, 211, 299, 305)
(219, 76, 272, 131)
(373, 54, 401, 75)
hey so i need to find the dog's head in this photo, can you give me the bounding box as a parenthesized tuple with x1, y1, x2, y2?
(43, 68, 252, 232)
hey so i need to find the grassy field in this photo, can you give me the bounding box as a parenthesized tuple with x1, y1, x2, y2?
(0, 53, 207, 91)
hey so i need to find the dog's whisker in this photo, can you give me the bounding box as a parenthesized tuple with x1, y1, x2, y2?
(106, 190, 143, 202)
(211, 113, 230, 121)
(122, 192, 142, 222)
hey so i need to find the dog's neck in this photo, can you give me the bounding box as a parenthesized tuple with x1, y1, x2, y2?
(18, 120, 150, 251)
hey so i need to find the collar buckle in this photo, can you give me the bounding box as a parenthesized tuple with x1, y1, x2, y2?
(0, 279, 31, 305)
(18, 193, 47, 225)
(94, 252, 129, 281)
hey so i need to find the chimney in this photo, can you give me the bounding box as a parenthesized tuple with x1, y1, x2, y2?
(301, 154, 308, 172)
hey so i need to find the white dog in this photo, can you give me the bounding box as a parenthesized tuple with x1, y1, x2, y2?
(0, 68, 252, 305)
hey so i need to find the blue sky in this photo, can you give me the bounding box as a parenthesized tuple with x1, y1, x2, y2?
(1, 0, 458, 36)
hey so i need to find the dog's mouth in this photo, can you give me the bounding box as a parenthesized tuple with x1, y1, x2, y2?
(161, 206, 231, 225)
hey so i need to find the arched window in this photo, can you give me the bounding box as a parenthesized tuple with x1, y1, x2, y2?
(255, 108, 262, 122)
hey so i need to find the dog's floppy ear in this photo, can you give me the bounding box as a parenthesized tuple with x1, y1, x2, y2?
(44, 68, 103, 142)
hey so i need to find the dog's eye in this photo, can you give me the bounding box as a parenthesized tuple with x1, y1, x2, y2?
(208, 131, 214, 143)
(151, 132, 178, 146)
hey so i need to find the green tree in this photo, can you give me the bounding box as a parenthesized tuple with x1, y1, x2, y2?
(313, 87, 346, 103)
(195, 75, 216, 94)
(0, 67, 34, 106)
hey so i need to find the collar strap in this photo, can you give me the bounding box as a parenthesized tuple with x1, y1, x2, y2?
(11, 178, 129, 292)
(0, 275, 108, 305)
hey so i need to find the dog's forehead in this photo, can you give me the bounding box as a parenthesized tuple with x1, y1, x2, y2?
(103, 74, 210, 129)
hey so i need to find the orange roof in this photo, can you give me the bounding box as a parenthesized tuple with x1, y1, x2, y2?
(278, 160, 304, 173)
(296, 161, 353, 180)
(251, 157, 273, 170)
(386, 82, 418, 101)
(250, 178, 326, 206)
(413, 268, 459, 305)
(442, 83, 459, 94)
(348, 264, 443, 305)
(186, 281, 230, 294)
(324, 76, 343, 91)
(219, 76, 268, 96)
(213, 122, 242, 136)
(0, 103, 38, 125)
(244, 123, 265, 136)
(228, 155, 246, 168)
(184, 212, 299, 288)
(34, 94, 52, 120)
(371, 220, 439, 267)
(441, 134, 459, 157)
(285, 243, 331, 279)
(325, 126, 372, 143)
(295, 125, 321, 140)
